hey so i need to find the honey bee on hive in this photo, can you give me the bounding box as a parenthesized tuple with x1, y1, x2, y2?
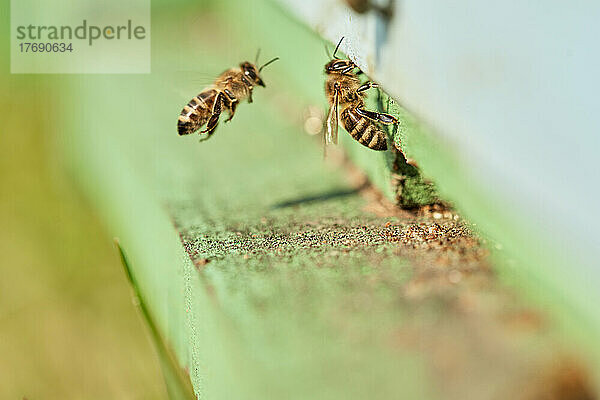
(324, 37, 397, 151)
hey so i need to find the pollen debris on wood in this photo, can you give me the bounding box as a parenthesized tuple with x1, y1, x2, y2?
(172, 186, 595, 400)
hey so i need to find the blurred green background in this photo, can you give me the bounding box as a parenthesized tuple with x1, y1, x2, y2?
(0, 73, 167, 399)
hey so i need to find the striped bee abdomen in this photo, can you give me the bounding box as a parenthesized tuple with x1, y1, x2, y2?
(177, 89, 218, 136)
(341, 107, 388, 151)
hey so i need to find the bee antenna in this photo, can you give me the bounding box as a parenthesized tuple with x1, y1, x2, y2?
(255, 48, 261, 65)
(259, 57, 279, 72)
(332, 37, 344, 59)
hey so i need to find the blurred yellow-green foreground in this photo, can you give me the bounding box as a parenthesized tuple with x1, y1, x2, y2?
(0, 31, 167, 400)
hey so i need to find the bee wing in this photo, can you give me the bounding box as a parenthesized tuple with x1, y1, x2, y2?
(157, 70, 217, 100)
(325, 88, 339, 145)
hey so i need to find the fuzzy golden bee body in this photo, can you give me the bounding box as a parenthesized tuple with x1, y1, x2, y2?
(177, 56, 278, 140)
(324, 38, 397, 151)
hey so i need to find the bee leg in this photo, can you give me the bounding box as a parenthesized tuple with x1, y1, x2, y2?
(223, 89, 238, 123)
(224, 101, 238, 123)
(355, 107, 398, 124)
(241, 76, 254, 103)
(199, 92, 224, 140)
(356, 81, 379, 94)
(199, 114, 219, 141)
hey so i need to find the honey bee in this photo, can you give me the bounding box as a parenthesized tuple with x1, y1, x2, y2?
(177, 53, 279, 140)
(324, 37, 397, 151)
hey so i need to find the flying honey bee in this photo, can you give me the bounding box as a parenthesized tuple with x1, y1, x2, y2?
(177, 52, 279, 140)
(324, 37, 397, 151)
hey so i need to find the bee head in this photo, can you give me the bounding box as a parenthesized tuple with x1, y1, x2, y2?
(240, 62, 264, 87)
(241, 57, 279, 88)
(325, 59, 355, 74)
(324, 37, 356, 74)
